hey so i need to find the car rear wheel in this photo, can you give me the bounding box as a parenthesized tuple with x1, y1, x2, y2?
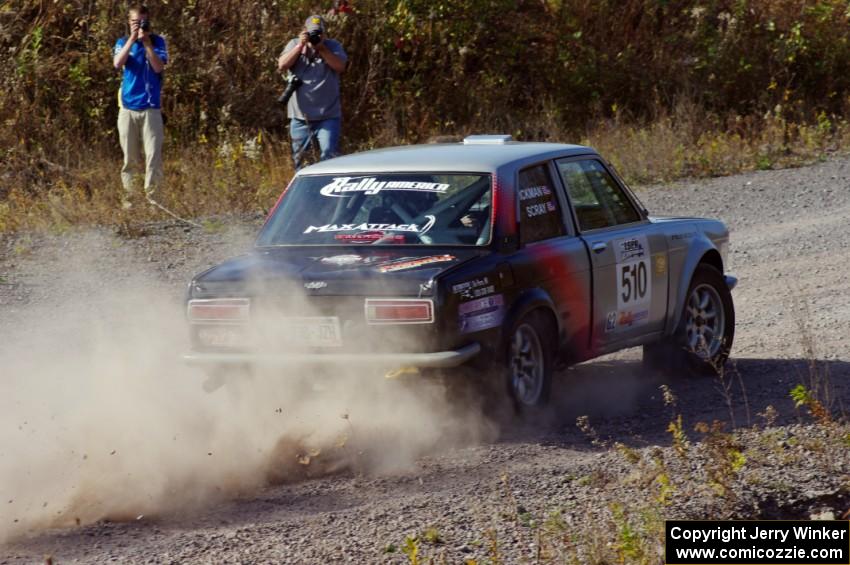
(505, 311, 554, 409)
(644, 263, 734, 375)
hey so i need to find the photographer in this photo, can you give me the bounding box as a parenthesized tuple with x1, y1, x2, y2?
(277, 15, 348, 170)
(112, 4, 168, 209)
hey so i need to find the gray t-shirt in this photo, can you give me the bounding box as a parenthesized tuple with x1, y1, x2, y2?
(281, 38, 348, 121)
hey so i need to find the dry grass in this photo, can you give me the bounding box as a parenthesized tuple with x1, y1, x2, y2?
(2, 107, 848, 233)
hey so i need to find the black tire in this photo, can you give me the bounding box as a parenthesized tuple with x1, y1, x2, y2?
(504, 310, 555, 409)
(644, 263, 734, 375)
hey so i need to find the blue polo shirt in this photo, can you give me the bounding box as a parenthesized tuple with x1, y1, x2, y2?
(113, 35, 168, 110)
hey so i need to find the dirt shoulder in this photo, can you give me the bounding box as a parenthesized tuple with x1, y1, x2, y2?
(1, 157, 849, 563)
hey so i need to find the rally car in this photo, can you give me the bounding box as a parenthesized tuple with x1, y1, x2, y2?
(184, 135, 736, 408)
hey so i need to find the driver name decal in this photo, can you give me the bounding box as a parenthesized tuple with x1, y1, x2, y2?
(319, 177, 450, 197)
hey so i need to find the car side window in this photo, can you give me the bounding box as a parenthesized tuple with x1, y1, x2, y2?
(556, 159, 641, 231)
(518, 164, 566, 244)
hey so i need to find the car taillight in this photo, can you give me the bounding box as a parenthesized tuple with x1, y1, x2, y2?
(365, 299, 434, 324)
(187, 298, 250, 323)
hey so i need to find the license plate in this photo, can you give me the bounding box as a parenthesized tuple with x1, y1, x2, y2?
(281, 317, 342, 347)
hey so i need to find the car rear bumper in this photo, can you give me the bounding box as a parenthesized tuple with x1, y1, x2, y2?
(725, 274, 738, 291)
(182, 342, 481, 370)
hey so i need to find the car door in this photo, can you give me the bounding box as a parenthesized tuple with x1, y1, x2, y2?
(509, 162, 593, 361)
(554, 157, 669, 351)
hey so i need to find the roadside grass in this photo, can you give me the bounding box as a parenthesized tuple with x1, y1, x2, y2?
(392, 409, 850, 565)
(1, 108, 849, 234)
(389, 318, 849, 564)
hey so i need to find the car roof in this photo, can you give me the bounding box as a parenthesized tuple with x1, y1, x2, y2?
(297, 142, 597, 175)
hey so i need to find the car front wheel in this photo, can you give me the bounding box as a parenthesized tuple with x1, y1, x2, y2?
(644, 263, 734, 375)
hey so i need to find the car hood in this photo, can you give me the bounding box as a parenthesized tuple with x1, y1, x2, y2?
(192, 247, 486, 297)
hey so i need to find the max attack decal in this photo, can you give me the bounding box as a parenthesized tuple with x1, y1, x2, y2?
(319, 177, 449, 197)
(377, 254, 456, 273)
(305, 215, 436, 235)
(459, 294, 505, 334)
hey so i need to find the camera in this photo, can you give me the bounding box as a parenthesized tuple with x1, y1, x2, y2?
(139, 19, 150, 32)
(277, 74, 303, 105)
(308, 30, 322, 45)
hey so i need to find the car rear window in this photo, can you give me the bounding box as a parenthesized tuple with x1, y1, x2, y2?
(256, 173, 493, 246)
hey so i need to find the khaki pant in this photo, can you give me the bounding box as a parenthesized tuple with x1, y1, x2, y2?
(118, 108, 164, 197)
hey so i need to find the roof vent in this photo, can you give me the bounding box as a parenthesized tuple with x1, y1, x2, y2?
(463, 134, 513, 145)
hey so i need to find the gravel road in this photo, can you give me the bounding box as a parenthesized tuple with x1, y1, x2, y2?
(1, 155, 849, 563)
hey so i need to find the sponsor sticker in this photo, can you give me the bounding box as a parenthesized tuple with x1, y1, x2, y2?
(617, 308, 649, 328)
(377, 254, 456, 273)
(459, 294, 505, 334)
(451, 276, 490, 294)
(654, 254, 667, 275)
(334, 232, 406, 243)
(320, 254, 363, 266)
(605, 311, 617, 332)
(319, 177, 450, 198)
(452, 277, 495, 299)
(671, 232, 696, 240)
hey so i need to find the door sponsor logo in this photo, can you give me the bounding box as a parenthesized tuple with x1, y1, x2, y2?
(617, 308, 649, 328)
(605, 308, 650, 332)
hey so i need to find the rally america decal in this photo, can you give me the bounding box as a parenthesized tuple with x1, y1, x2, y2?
(304, 215, 436, 235)
(319, 177, 450, 198)
(377, 254, 456, 273)
(459, 294, 505, 334)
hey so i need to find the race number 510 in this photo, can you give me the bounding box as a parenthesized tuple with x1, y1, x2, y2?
(615, 235, 652, 310)
(620, 261, 648, 304)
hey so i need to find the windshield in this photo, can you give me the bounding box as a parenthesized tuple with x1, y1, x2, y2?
(256, 173, 493, 246)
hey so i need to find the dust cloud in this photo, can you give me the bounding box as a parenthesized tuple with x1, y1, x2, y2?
(0, 232, 496, 541)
